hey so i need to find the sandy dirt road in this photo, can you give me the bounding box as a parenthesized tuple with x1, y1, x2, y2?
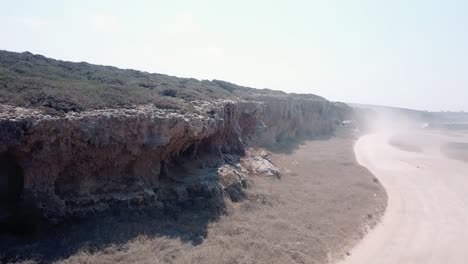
(340, 130, 468, 264)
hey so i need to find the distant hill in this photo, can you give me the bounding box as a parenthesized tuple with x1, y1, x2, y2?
(349, 103, 468, 124)
(348, 103, 433, 122)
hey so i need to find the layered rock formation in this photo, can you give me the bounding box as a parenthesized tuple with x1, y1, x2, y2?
(0, 97, 344, 220)
(0, 50, 350, 221)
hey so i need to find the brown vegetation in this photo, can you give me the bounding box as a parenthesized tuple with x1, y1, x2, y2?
(0, 130, 386, 264)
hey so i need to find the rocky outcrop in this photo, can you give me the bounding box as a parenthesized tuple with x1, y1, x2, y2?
(0, 96, 345, 220)
(241, 148, 281, 178)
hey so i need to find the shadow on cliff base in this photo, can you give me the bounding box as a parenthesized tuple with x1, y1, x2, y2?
(0, 152, 228, 263)
(0, 200, 223, 263)
(0, 131, 337, 263)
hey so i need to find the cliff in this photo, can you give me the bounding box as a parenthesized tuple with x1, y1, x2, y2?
(0, 50, 349, 221)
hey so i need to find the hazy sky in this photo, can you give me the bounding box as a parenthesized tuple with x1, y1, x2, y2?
(1, 0, 467, 111)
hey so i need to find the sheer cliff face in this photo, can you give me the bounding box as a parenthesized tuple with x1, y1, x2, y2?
(0, 96, 342, 219)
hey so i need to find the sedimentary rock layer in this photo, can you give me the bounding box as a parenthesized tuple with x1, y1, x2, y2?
(0, 96, 344, 219)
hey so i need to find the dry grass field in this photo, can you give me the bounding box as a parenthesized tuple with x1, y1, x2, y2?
(3, 131, 386, 264)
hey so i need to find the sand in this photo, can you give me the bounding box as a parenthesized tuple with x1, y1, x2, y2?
(340, 129, 468, 264)
(441, 142, 468, 163)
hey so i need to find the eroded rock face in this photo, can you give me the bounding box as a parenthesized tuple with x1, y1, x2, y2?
(0, 97, 344, 220)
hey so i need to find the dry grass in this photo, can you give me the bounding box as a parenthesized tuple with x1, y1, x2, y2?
(1, 131, 386, 264)
(38, 132, 385, 264)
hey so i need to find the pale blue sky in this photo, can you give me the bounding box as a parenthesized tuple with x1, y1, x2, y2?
(1, 0, 467, 111)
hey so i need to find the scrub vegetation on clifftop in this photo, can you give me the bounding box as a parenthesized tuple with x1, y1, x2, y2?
(0, 50, 325, 113)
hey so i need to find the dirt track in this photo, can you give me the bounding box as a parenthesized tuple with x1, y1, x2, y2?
(341, 130, 468, 264)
